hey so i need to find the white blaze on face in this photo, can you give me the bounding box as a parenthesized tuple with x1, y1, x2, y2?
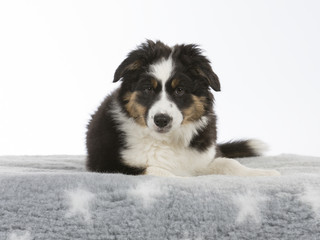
(147, 57, 183, 132)
(149, 56, 174, 84)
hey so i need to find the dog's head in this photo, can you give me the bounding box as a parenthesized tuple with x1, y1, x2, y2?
(114, 40, 220, 134)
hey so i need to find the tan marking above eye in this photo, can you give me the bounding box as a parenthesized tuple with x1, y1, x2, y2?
(171, 79, 180, 89)
(182, 95, 207, 124)
(123, 91, 147, 126)
(151, 79, 158, 89)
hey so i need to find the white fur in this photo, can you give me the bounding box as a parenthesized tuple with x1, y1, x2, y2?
(207, 157, 281, 176)
(149, 56, 174, 83)
(111, 101, 215, 177)
(247, 139, 269, 155)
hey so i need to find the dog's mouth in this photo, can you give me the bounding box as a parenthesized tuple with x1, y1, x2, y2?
(154, 124, 172, 134)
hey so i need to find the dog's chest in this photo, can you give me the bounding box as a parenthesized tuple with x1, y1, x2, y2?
(120, 132, 216, 176)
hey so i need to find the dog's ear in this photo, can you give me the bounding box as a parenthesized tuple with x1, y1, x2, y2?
(174, 44, 221, 91)
(195, 65, 221, 92)
(113, 56, 142, 83)
(113, 40, 155, 83)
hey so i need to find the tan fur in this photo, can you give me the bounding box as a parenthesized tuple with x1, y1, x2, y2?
(182, 95, 206, 124)
(196, 68, 207, 79)
(151, 79, 158, 89)
(127, 60, 141, 71)
(171, 79, 180, 89)
(123, 92, 147, 126)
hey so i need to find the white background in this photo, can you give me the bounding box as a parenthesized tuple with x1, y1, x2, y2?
(0, 0, 319, 156)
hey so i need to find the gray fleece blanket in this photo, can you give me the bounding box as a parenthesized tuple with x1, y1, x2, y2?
(1, 154, 320, 240)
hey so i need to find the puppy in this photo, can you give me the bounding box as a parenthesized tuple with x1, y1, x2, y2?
(86, 40, 280, 177)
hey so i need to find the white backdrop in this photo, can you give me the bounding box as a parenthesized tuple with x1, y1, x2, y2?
(1, 0, 319, 156)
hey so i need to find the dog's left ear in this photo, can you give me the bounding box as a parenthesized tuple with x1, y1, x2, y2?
(195, 65, 221, 92)
(174, 44, 221, 92)
(113, 56, 141, 83)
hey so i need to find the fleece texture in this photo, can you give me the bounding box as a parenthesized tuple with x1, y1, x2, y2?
(1, 154, 320, 239)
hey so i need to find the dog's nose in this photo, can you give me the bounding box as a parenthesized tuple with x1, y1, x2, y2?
(154, 114, 172, 128)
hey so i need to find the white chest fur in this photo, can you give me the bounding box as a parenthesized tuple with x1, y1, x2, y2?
(111, 103, 216, 177)
(122, 137, 216, 176)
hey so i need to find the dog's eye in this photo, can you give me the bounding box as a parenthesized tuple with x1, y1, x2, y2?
(174, 87, 185, 97)
(143, 87, 154, 94)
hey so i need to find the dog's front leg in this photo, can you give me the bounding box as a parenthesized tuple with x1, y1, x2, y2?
(208, 157, 280, 176)
(144, 166, 176, 177)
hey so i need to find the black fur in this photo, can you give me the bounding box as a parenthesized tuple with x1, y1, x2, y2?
(172, 44, 220, 91)
(218, 140, 260, 158)
(86, 90, 145, 174)
(189, 112, 218, 152)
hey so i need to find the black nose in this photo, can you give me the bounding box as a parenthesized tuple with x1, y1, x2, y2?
(154, 114, 172, 128)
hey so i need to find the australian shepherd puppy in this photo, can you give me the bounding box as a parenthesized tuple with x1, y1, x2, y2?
(86, 40, 280, 177)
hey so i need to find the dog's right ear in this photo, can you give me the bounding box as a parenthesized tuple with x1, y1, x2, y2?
(113, 56, 142, 83)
